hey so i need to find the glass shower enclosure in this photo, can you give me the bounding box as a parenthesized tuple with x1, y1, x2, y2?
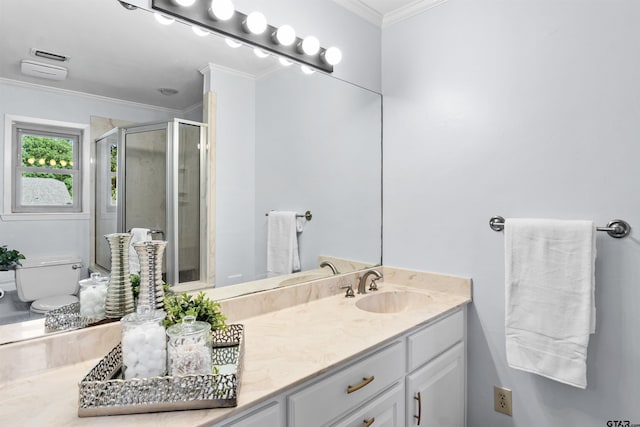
(94, 119, 208, 286)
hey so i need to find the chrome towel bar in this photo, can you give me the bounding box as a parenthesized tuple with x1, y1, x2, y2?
(489, 216, 631, 239)
(265, 210, 312, 221)
(126, 229, 165, 239)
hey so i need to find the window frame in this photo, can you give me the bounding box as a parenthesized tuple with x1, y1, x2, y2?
(3, 114, 90, 220)
(13, 124, 82, 213)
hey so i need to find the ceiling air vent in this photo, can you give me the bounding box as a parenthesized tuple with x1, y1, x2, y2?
(20, 60, 68, 81)
(30, 48, 70, 62)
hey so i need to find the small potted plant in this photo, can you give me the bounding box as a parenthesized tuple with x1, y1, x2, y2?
(0, 245, 25, 271)
(163, 291, 227, 330)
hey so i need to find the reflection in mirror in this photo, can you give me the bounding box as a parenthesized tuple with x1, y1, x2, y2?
(95, 130, 118, 271)
(0, 0, 382, 344)
(93, 120, 207, 287)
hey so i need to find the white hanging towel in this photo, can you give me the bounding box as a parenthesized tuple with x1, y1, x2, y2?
(128, 228, 151, 275)
(504, 218, 596, 389)
(267, 211, 301, 275)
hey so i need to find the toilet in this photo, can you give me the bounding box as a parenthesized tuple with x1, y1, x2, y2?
(15, 256, 83, 314)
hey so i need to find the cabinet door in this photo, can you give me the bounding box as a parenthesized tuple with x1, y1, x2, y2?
(406, 342, 464, 427)
(332, 382, 405, 427)
(216, 401, 283, 427)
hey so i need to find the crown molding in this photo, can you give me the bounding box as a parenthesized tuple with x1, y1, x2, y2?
(382, 0, 449, 28)
(332, 0, 383, 27)
(183, 101, 203, 116)
(199, 63, 257, 81)
(0, 77, 184, 115)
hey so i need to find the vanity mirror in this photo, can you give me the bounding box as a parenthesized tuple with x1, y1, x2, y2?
(0, 0, 381, 341)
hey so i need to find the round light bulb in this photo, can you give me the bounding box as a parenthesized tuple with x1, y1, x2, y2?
(209, 0, 234, 21)
(38, 158, 45, 165)
(275, 25, 296, 46)
(225, 38, 242, 48)
(254, 48, 269, 58)
(60, 160, 68, 167)
(154, 13, 175, 25)
(279, 57, 293, 67)
(301, 65, 315, 75)
(192, 26, 209, 37)
(27, 158, 35, 165)
(245, 11, 267, 34)
(173, 0, 196, 6)
(301, 36, 320, 55)
(323, 47, 342, 65)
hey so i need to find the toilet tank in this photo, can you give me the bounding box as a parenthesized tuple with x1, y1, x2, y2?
(15, 257, 82, 302)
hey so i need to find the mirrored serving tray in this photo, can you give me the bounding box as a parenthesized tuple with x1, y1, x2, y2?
(78, 324, 244, 417)
(45, 302, 95, 332)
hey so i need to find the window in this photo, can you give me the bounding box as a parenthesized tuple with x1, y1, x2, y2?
(12, 123, 82, 213)
(3, 115, 89, 218)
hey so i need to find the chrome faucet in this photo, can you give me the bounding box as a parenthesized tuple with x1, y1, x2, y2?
(320, 261, 340, 275)
(358, 269, 382, 294)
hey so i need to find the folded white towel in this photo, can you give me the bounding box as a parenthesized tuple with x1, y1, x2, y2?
(504, 218, 596, 389)
(267, 211, 301, 275)
(128, 228, 151, 275)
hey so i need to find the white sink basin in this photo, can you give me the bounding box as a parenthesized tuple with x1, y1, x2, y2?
(355, 291, 433, 314)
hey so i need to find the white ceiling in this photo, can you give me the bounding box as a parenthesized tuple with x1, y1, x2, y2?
(0, 0, 276, 111)
(0, 0, 445, 110)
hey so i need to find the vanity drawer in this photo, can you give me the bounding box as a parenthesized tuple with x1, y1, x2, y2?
(407, 309, 463, 372)
(331, 381, 404, 427)
(287, 340, 405, 427)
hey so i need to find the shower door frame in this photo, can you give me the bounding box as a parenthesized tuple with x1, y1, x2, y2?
(115, 119, 209, 287)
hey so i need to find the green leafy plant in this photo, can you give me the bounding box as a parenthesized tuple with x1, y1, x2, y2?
(163, 291, 227, 330)
(0, 245, 25, 270)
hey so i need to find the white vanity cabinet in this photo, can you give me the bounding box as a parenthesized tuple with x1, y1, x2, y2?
(287, 339, 406, 427)
(406, 343, 465, 426)
(405, 310, 465, 427)
(213, 308, 465, 427)
(214, 399, 285, 427)
(331, 381, 405, 427)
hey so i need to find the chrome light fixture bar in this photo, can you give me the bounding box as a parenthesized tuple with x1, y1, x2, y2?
(151, 0, 334, 73)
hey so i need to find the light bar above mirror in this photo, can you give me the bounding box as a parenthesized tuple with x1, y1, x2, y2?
(119, 0, 342, 73)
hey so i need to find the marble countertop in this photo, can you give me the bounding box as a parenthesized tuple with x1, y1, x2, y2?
(0, 267, 471, 427)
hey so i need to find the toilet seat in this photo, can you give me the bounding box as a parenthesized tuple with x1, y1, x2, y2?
(30, 295, 79, 314)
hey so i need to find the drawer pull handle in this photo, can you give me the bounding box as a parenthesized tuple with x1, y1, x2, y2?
(347, 376, 375, 394)
(363, 417, 375, 427)
(414, 392, 422, 425)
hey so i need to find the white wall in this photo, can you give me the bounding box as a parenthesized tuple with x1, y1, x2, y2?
(382, 1, 640, 425)
(234, 0, 381, 92)
(0, 81, 177, 277)
(254, 68, 382, 276)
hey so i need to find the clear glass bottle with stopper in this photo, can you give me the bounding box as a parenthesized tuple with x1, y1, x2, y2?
(120, 305, 167, 379)
(166, 315, 213, 376)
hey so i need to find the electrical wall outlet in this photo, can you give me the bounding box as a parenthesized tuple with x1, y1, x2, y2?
(494, 386, 513, 416)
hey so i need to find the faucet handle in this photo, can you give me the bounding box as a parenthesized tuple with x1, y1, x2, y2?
(369, 278, 379, 292)
(339, 279, 355, 298)
(341, 284, 355, 298)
